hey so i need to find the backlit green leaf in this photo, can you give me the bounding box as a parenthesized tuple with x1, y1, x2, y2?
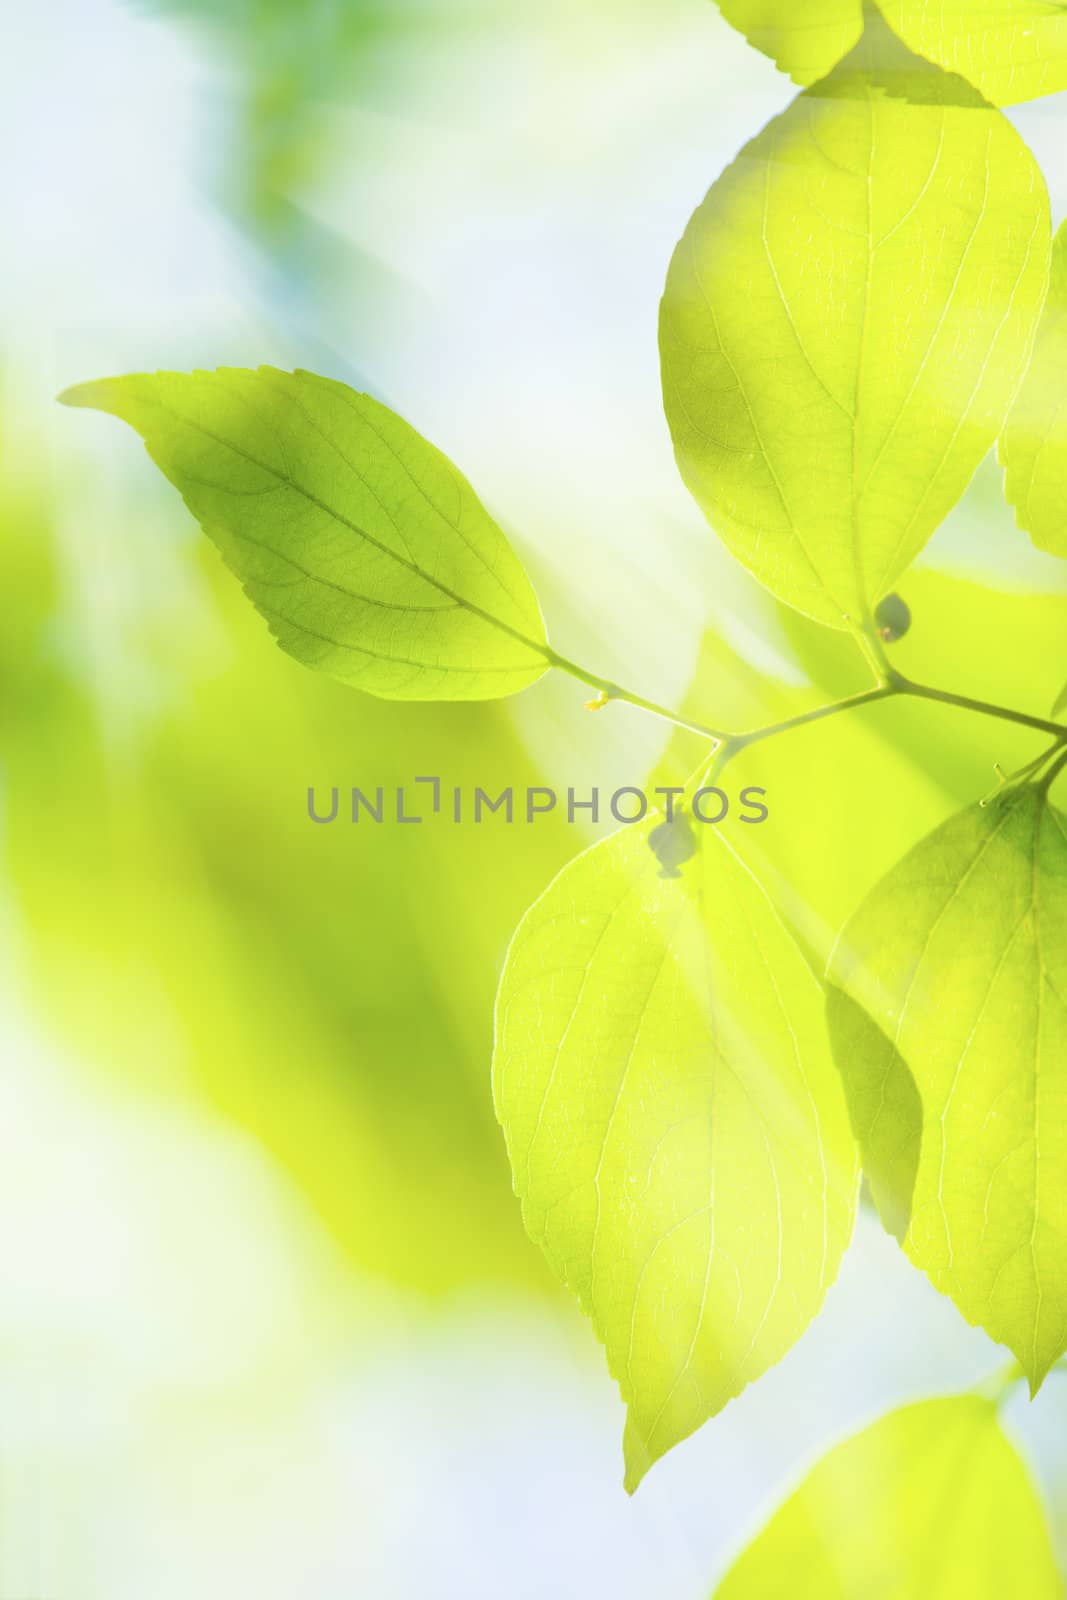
(715, 0, 860, 85)
(662, 27, 1050, 627)
(494, 818, 857, 1490)
(884, 1, 1067, 108)
(716, 0, 1067, 105)
(60, 368, 548, 701)
(714, 1397, 1060, 1598)
(1002, 223, 1067, 557)
(829, 786, 1067, 1387)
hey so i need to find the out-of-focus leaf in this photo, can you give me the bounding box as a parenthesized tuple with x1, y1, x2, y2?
(781, 565, 1067, 810)
(1003, 223, 1067, 558)
(141, 0, 400, 230)
(714, 1397, 1060, 1597)
(654, 558, 1067, 974)
(649, 614, 952, 967)
(824, 988, 921, 1243)
(829, 787, 1067, 1388)
(494, 816, 858, 1490)
(61, 368, 548, 701)
(660, 17, 1050, 629)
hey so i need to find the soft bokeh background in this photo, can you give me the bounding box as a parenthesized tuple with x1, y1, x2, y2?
(4, 1, 1067, 1594)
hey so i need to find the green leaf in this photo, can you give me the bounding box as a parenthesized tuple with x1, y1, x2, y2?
(825, 988, 922, 1243)
(1002, 223, 1067, 558)
(884, 1, 1067, 108)
(716, 1, 1067, 105)
(494, 817, 858, 1490)
(713, 1396, 1060, 1598)
(661, 23, 1050, 629)
(828, 786, 1067, 1388)
(60, 368, 549, 701)
(715, 0, 860, 85)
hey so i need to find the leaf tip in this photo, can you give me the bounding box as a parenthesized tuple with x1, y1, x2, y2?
(56, 381, 100, 410)
(622, 1415, 655, 1496)
(1026, 1364, 1050, 1402)
(57, 376, 131, 419)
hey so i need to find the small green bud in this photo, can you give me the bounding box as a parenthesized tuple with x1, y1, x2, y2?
(648, 813, 698, 879)
(875, 592, 911, 643)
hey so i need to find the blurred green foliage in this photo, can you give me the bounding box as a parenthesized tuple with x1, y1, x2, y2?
(0, 413, 577, 1295)
(140, 0, 401, 234)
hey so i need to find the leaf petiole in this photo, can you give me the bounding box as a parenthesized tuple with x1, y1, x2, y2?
(549, 644, 1067, 785)
(894, 674, 1067, 740)
(544, 647, 727, 742)
(1038, 746, 1067, 795)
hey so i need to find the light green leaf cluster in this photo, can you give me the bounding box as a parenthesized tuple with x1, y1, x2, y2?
(1003, 224, 1067, 558)
(61, 369, 549, 702)
(660, 26, 1050, 628)
(58, 0, 1067, 1515)
(714, 1397, 1060, 1597)
(829, 787, 1067, 1388)
(493, 816, 857, 1490)
(716, 0, 1067, 105)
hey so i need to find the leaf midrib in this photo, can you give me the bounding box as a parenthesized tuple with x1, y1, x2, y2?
(152, 394, 551, 667)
